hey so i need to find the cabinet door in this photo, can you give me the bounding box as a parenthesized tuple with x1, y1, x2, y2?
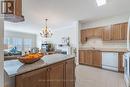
(121, 22, 128, 40)
(79, 50, 85, 64)
(94, 27, 102, 37)
(93, 51, 102, 67)
(118, 52, 124, 72)
(85, 29, 94, 38)
(65, 59, 75, 87)
(81, 30, 86, 43)
(102, 26, 111, 41)
(111, 23, 122, 40)
(16, 68, 47, 87)
(84, 51, 93, 65)
(48, 62, 64, 87)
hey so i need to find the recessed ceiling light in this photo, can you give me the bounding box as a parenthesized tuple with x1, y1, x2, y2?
(96, 0, 106, 6)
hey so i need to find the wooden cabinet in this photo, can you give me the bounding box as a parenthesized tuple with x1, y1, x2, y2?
(81, 30, 86, 44)
(48, 62, 64, 87)
(111, 22, 128, 40)
(93, 27, 103, 37)
(93, 51, 102, 67)
(121, 22, 128, 40)
(81, 22, 128, 42)
(16, 58, 75, 87)
(4, 0, 24, 22)
(65, 59, 75, 87)
(79, 50, 102, 68)
(102, 26, 112, 41)
(85, 28, 102, 38)
(79, 50, 125, 72)
(118, 52, 124, 72)
(79, 50, 85, 64)
(16, 68, 47, 87)
(85, 29, 94, 38)
(84, 51, 93, 65)
(111, 23, 122, 40)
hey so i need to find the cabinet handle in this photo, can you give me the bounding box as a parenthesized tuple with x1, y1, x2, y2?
(47, 68, 51, 71)
(85, 37, 87, 41)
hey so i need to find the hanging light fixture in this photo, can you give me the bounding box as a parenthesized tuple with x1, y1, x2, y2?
(40, 19, 53, 38)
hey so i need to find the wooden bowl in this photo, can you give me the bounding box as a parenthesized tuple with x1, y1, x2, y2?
(18, 53, 44, 64)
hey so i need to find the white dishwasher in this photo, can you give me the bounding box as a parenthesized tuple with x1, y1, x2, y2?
(102, 52, 118, 71)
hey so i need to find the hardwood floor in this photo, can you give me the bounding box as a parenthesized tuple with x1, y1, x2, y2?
(75, 65, 126, 87)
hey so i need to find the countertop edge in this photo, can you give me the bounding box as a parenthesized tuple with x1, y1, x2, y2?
(79, 49, 129, 53)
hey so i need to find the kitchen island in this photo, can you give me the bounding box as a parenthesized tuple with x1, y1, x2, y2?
(4, 54, 75, 87)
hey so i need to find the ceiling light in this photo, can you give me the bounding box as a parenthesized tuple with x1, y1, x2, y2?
(40, 19, 53, 38)
(96, 0, 106, 6)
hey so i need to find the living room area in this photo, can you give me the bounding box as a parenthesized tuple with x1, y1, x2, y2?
(4, 30, 37, 60)
(4, 21, 77, 61)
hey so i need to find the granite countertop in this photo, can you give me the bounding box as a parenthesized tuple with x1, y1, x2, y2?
(4, 54, 75, 77)
(79, 47, 129, 52)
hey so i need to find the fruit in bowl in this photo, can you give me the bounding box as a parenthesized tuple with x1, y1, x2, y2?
(18, 53, 44, 64)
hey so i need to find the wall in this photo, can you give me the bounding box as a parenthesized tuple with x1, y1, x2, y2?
(80, 14, 130, 49)
(0, 17, 4, 87)
(37, 22, 79, 48)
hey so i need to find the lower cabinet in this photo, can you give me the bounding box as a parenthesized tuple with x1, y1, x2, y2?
(93, 51, 102, 67)
(118, 52, 124, 72)
(48, 62, 64, 87)
(79, 50, 124, 72)
(16, 58, 75, 87)
(16, 68, 47, 87)
(84, 51, 93, 66)
(79, 50, 85, 64)
(79, 50, 102, 68)
(65, 59, 75, 87)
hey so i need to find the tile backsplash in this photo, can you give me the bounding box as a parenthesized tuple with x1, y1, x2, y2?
(80, 37, 127, 48)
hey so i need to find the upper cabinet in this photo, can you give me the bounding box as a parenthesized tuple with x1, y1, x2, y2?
(121, 22, 128, 40)
(85, 29, 94, 38)
(102, 26, 111, 41)
(81, 30, 86, 44)
(111, 22, 128, 40)
(4, 0, 24, 22)
(81, 22, 128, 43)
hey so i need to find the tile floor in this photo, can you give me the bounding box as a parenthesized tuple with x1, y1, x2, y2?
(75, 65, 126, 87)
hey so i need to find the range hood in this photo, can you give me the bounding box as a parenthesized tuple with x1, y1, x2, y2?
(3, 0, 24, 22)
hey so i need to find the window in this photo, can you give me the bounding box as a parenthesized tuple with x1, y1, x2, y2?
(24, 39, 33, 51)
(4, 38, 34, 52)
(4, 31, 36, 52)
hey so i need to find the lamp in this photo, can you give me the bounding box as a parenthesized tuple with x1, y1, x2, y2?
(40, 19, 53, 38)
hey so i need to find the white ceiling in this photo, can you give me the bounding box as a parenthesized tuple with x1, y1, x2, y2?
(5, 0, 130, 33)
